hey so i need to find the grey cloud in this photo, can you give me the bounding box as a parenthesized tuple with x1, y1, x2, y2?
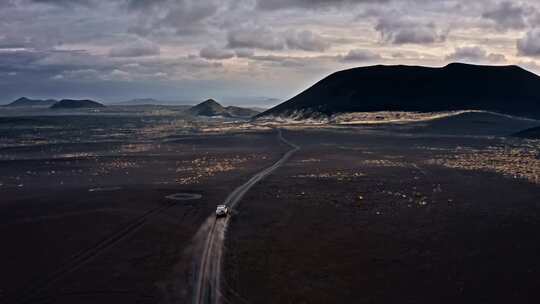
(227, 28, 331, 52)
(3, 0, 540, 103)
(0, 50, 48, 71)
(247, 54, 316, 68)
(0, 35, 32, 49)
(341, 49, 381, 61)
(517, 29, 540, 56)
(0, 0, 17, 8)
(375, 17, 446, 44)
(30, 0, 96, 7)
(227, 28, 285, 50)
(482, 1, 530, 31)
(446, 46, 507, 63)
(234, 49, 255, 58)
(199, 46, 235, 60)
(109, 40, 160, 57)
(285, 30, 331, 52)
(0, 49, 115, 85)
(257, 0, 388, 10)
(125, 0, 168, 10)
(153, 0, 219, 36)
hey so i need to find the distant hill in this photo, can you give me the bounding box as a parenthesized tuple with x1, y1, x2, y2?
(4, 97, 57, 107)
(114, 98, 182, 106)
(513, 126, 540, 139)
(50, 99, 105, 109)
(257, 63, 540, 120)
(188, 99, 227, 116)
(249, 107, 269, 113)
(188, 99, 260, 118)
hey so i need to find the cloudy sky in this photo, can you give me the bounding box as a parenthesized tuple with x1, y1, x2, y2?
(1, 0, 540, 105)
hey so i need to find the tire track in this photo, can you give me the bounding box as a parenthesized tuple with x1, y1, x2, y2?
(192, 129, 299, 304)
(11, 200, 179, 304)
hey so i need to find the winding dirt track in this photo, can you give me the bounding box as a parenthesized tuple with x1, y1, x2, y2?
(192, 129, 299, 304)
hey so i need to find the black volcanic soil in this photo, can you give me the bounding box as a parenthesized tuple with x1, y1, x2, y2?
(50, 99, 104, 109)
(0, 120, 288, 304)
(2, 113, 540, 304)
(224, 128, 540, 304)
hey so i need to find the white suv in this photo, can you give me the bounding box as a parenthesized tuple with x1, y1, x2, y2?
(216, 205, 229, 217)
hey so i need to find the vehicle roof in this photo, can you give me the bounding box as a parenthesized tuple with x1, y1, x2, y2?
(217, 205, 227, 208)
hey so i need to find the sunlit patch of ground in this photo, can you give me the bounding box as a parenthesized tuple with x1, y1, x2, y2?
(174, 155, 268, 185)
(119, 143, 155, 153)
(331, 110, 479, 124)
(55, 152, 96, 158)
(298, 158, 321, 163)
(136, 119, 196, 139)
(93, 159, 140, 175)
(360, 159, 410, 168)
(256, 110, 501, 126)
(293, 171, 365, 181)
(427, 141, 540, 184)
(199, 123, 273, 133)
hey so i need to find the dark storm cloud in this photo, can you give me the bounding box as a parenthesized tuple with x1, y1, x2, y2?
(375, 17, 446, 44)
(482, 1, 531, 31)
(446, 46, 506, 63)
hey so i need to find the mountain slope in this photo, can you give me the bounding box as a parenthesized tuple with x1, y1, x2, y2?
(4, 97, 57, 107)
(50, 99, 105, 109)
(188, 99, 259, 118)
(257, 63, 540, 119)
(513, 126, 540, 139)
(406, 111, 540, 136)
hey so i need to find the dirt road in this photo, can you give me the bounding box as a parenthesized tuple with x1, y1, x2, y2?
(191, 129, 299, 304)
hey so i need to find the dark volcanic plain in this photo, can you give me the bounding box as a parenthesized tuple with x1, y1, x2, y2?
(1, 111, 540, 303)
(224, 116, 540, 304)
(0, 114, 288, 304)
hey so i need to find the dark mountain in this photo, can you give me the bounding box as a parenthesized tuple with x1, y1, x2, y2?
(50, 99, 105, 109)
(513, 126, 540, 139)
(257, 63, 540, 119)
(188, 99, 259, 118)
(4, 97, 57, 107)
